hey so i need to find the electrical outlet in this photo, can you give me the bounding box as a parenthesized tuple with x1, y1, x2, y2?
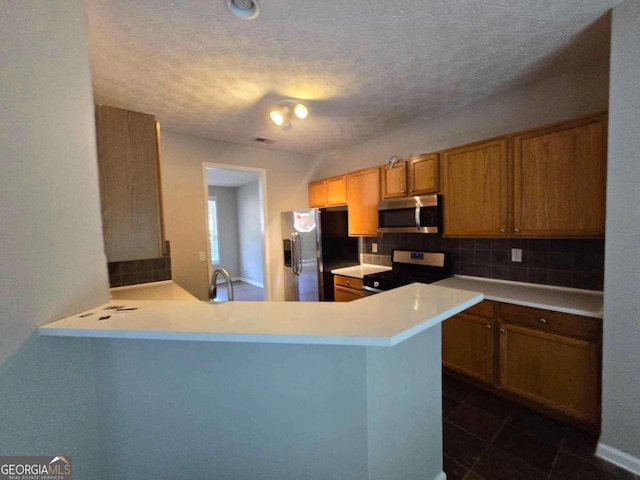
(198, 251, 206, 262)
(511, 248, 522, 263)
(372, 243, 378, 253)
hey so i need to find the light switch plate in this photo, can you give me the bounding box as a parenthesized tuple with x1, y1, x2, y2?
(511, 248, 522, 262)
(198, 251, 206, 262)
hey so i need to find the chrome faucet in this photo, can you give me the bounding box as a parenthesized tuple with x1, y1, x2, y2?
(209, 268, 234, 302)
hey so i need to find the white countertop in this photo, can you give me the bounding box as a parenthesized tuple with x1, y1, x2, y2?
(331, 264, 392, 279)
(433, 275, 603, 318)
(110, 280, 198, 301)
(38, 283, 482, 347)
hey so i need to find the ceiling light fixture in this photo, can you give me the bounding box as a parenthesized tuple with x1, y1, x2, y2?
(227, 0, 260, 20)
(269, 100, 309, 131)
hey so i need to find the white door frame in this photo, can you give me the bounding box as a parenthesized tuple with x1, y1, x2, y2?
(201, 162, 270, 300)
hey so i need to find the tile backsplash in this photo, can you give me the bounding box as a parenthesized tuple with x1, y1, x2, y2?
(107, 240, 172, 287)
(362, 235, 604, 291)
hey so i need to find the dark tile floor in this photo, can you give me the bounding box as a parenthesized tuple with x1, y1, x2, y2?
(442, 374, 639, 480)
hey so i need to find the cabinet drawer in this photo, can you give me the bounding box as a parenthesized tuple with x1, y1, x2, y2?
(499, 303, 601, 341)
(334, 275, 363, 290)
(464, 300, 495, 319)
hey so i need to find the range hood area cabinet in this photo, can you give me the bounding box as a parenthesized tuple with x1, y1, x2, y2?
(441, 113, 607, 238)
(95, 105, 164, 262)
(381, 153, 440, 199)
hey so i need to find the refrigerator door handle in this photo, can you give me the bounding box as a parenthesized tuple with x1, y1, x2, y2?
(291, 232, 302, 276)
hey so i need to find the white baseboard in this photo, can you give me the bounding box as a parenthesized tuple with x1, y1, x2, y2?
(596, 442, 640, 475)
(434, 472, 447, 480)
(237, 277, 264, 288)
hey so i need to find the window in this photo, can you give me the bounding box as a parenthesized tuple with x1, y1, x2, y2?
(208, 197, 220, 265)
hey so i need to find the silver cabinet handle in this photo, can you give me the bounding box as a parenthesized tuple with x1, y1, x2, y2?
(486, 324, 492, 329)
(539, 318, 547, 324)
(514, 228, 521, 233)
(500, 328, 506, 334)
(499, 228, 506, 234)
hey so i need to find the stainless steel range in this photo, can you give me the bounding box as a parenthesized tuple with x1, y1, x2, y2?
(363, 250, 451, 294)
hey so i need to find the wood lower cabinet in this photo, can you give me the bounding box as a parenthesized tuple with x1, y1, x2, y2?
(498, 323, 600, 425)
(497, 303, 601, 426)
(443, 301, 602, 429)
(512, 114, 607, 237)
(441, 138, 509, 237)
(333, 275, 363, 302)
(95, 105, 164, 262)
(308, 175, 347, 208)
(346, 167, 381, 236)
(442, 301, 495, 383)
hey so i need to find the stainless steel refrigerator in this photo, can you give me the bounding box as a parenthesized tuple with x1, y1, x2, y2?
(281, 208, 359, 301)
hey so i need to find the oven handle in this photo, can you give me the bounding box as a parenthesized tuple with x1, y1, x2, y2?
(363, 285, 384, 294)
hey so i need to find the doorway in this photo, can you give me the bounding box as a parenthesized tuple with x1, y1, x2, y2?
(202, 163, 268, 301)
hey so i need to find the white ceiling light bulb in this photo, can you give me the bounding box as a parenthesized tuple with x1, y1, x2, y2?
(227, 0, 260, 20)
(269, 109, 285, 127)
(294, 103, 309, 120)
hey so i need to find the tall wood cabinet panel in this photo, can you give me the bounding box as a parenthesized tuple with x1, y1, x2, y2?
(512, 115, 607, 237)
(442, 301, 495, 383)
(381, 161, 407, 198)
(346, 167, 381, 236)
(408, 153, 439, 195)
(95, 105, 163, 262)
(441, 138, 509, 237)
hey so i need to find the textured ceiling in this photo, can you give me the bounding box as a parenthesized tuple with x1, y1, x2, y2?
(86, 0, 616, 156)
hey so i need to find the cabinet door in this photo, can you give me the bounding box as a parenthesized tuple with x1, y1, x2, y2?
(347, 167, 381, 236)
(498, 323, 600, 425)
(334, 286, 362, 302)
(408, 153, 439, 195)
(96, 105, 163, 262)
(512, 115, 607, 237)
(441, 138, 509, 237)
(381, 161, 407, 199)
(308, 180, 327, 208)
(326, 175, 347, 206)
(442, 312, 495, 383)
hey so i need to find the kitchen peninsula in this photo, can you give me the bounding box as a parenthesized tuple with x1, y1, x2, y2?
(39, 284, 482, 480)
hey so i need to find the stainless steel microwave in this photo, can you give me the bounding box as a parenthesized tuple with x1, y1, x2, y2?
(377, 194, 442, 234)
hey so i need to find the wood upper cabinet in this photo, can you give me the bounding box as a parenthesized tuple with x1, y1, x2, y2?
(441, 138, 509, 237)
(308, 175, 347, 207)
(381, 153, 440, 199)
(512, 115, 607, 237)
(346, 167, 381, 236)
(442, 301, 495, 383)
(308, 180, 327, 207)
(497, 304, 601, 426)
(408, 153, 439, 195)
(381, 161, 408, 198)
(95, 105, 164, 262)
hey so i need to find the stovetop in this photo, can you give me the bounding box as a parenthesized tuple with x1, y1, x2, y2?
(363, 250, 450, 292)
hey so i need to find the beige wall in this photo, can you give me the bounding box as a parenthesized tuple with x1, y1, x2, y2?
(599, 0, 640, 472)
(0, 1, 109, 476)
(312, 61, 610, 179)
(160, 132, 313, 300)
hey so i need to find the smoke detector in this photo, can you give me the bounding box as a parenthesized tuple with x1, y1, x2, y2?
(227, 0, 260, 20)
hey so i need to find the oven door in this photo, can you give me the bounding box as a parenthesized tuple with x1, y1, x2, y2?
(378, 195, 441, 234)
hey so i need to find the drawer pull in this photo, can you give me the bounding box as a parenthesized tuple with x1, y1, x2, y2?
(539, 318, 547, 324)
(486, 324, 492, 329)
(500, 328, 506, 334)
